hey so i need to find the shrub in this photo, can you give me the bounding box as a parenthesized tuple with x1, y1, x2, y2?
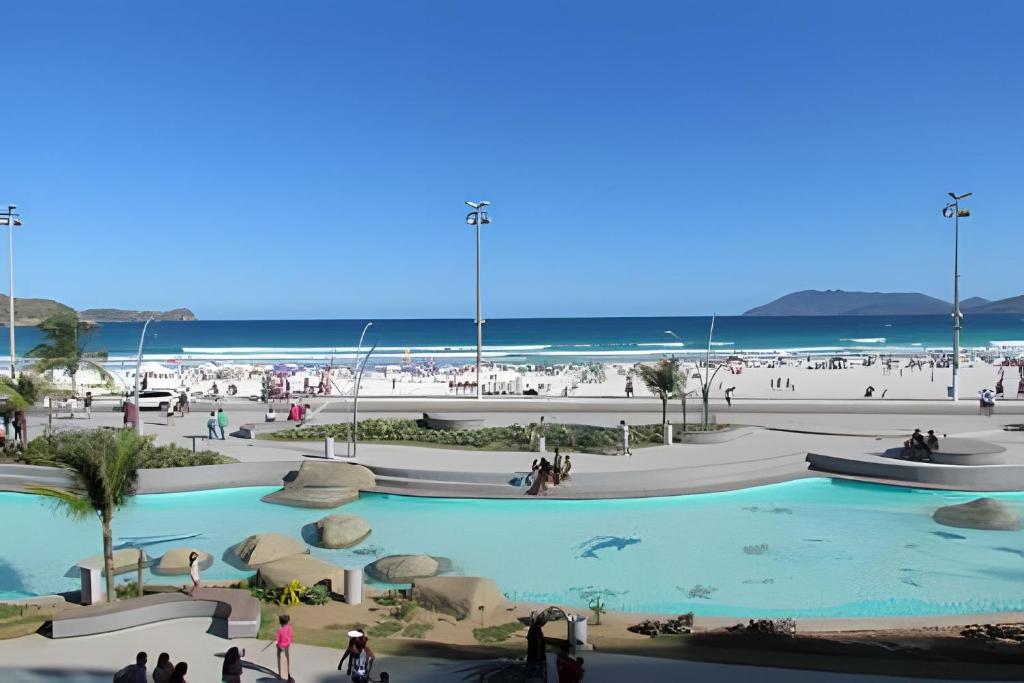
(401, 622, 433, 638)
(472, 622, 524, 643)
(21, 430, 236, 468)
(303, 584, 331, 606)
(366, 620, 403, 638)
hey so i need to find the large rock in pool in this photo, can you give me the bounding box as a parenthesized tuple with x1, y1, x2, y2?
(74, 548, 150, 575)
(317, 514, 371, 549)
(259, 555, 345, 594)
(366, 554, 438, 583)
(234, 533, 309, 567)
(412, 577, 510, 621)
(933, 497, 1021, 531)
(262, 461, 375, 509)
(152, 548, 214, 576)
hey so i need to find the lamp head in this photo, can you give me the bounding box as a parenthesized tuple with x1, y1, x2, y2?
(942, 206, 955, 218)
(465, 201, 479, 209)
(948, 192, 957, 199)
(466, 212, 478, 225)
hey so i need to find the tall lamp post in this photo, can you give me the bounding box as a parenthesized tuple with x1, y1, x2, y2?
(465, 201, 491, 399)
(0, 205, 22, 379)
(132, 317, 155, 435)
(942, 192, 972, 402)
(350, 321, 373, 457)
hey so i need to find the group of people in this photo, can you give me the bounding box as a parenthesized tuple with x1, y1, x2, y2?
(114, 619, 388, 683)
(526, 448, 573, 495)
(0, 409, 28, 445)
(899, 428, 941, 461)
(114, 651, 189, 683)
(205, 408, 229, 440)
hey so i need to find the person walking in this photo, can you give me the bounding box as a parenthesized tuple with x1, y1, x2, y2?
(221, 646, 243, 683)
(167, 662, 188, 683)
(624, 376, 633, 398)
(83, 391, 93, 418)
(217, 408, 228, 440)
(275, 614, 294, 681)
(207, 411, 219, 440)
(12, 410, 22, 442)
(187, 551, 201, 595)
(113, 652, 148, 683)
(350, 632, 375, 683)
(152, 653, 174, 683)
(14, 409, 27, 444)
(725, 387, 735, 407)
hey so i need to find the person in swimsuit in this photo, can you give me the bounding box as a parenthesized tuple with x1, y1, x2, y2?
(187, 551, 201, 595)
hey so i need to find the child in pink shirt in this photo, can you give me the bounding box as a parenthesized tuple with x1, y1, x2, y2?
(276, 614, 293, 681)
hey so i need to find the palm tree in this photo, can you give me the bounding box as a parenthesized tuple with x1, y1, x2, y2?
(693, 315, 727, 429)
(27, 313, 111, 394)
(28, 429, 144, 602)
(634, 358, 681, 434)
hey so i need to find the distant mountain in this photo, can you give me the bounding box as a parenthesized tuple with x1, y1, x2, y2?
(0, 295, 197, 325)
(960, 297, 992, 312)
(0, 294, 76, 326)
(79, 308, 197, 322)
(744, 290, 952, 316)
(967, 295, 1024, 315)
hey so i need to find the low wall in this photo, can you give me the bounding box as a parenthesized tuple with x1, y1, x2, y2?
(806, 453, 1024, 491)
(0, 462, 297, 495)
(675, 425, 758, 444)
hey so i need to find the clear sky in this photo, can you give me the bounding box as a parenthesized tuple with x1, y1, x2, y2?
(2, 1, 1022, 319)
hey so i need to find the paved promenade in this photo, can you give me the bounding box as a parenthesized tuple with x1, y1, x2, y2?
(0, 618, 1012, 683)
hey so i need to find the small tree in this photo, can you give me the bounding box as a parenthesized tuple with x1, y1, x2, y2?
(27, 313, 112, 395)
(28, 429, 144, 602)
(634, 358, 681, 435)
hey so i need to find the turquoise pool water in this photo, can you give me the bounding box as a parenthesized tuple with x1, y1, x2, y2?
(2, 479, 1024, 617)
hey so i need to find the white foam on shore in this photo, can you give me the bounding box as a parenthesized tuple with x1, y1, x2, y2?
(841, 338, 887, 343)
(181, 344, 550, 353)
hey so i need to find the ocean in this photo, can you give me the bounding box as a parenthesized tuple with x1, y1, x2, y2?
(3, 314, 1024, 366)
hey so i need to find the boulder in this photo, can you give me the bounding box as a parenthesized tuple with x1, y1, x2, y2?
(933, 498, 1021, 531)
(412, 576, 510, 621)
(317, 514, 372, 549)
(288, 460, 375, 490)
(233, 533, 309, 568)
(263, 487, 359, 509)
(366, 554, 438, 583)
(74, 548, 149, 576)
(259, 555, 345, 594)
(152, 548, 214, 576)
(261, 461, 375, 509)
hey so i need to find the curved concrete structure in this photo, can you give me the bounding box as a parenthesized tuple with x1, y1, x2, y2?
(50, 588, 258, 639)
(806, 452, 1024, 491)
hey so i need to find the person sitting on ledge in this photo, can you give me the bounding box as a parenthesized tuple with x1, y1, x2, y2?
(265, 406, 277, 422)
(926, 430, 940, 451)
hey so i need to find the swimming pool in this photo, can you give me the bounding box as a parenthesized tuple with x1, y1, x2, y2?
(2, 479, 1023, 617)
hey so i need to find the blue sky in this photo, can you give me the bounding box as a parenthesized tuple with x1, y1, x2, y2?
(2, 1, 1022, 319)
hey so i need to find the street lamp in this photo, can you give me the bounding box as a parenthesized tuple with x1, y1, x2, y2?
(465, 201, 491, 399)
(132, 318, 155, 435)
(0, 205, 22, 379)
(349, 322, 373, 458)
(942, 191, 972, 402)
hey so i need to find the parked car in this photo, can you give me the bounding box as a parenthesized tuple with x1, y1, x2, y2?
(123, 390, 178, 412)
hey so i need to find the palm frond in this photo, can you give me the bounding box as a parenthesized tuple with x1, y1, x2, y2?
(26, 484, 94, 519)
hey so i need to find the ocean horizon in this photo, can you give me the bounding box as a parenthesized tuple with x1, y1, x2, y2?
(5, 314, 1024, 366)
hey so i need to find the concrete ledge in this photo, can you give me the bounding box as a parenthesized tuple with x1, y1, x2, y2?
(674, 425, 758, 444)
(0, 462, 301, 494)
(50, 588, 258, 639)
(806, 453, 1024, 491)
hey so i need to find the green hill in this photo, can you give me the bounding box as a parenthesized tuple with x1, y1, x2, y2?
(0, 295, 197, 325)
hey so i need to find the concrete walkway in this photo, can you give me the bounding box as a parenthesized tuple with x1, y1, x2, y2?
(0, 618, 1014, 683)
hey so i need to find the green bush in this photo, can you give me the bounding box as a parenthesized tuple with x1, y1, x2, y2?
(267, 418, 723, 454)
(303, 584, 331, 606)
(21, 430, 236, 468)
(472, 621, 524, 643)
